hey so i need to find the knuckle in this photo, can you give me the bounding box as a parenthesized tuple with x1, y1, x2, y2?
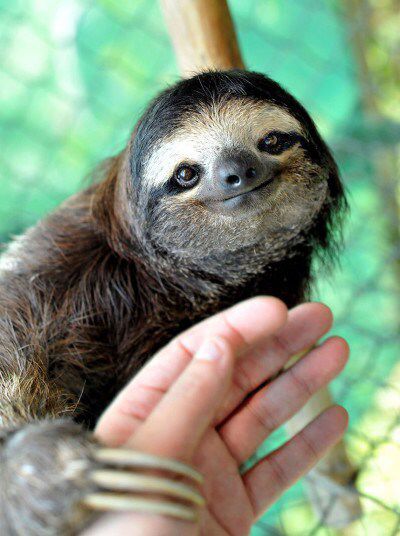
(287, 366, 313, 398)
(221, 313, 247, 346)
(297, 429, 319, 465)
(268, 455, 290, 489)
(247, 398, 277, 435)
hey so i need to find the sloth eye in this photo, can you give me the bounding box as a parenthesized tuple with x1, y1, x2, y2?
(174, 164, 199, 188)
(258, 131, 296, 155)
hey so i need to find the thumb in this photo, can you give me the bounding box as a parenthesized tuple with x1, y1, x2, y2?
(126, 336, 234, 461)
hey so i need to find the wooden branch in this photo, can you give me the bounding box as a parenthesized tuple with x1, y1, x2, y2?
(160, 0, 244, 76)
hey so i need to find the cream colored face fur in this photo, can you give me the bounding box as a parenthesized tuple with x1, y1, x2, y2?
(142, 98, 329, 260)
(143, 98, 303, 191)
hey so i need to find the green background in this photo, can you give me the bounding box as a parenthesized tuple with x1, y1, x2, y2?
(1, 1, 399, 534)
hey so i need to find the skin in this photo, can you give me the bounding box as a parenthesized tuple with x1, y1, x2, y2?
(86, 297, 349, 536)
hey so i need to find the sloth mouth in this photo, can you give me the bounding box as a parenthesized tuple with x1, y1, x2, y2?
(223, 176, 276, 202)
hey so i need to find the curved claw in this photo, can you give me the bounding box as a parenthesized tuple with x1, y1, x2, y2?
(89, 469, 205, 506)
(82, 493, 199, 521)
(92, 447, 203, 484)
(83, 446, 205, 522)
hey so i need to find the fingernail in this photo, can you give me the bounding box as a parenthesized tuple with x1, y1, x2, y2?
(195, 338, 223, 361)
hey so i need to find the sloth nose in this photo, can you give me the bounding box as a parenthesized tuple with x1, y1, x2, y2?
(216, 152, 261, 191)
(226, 166, 257, 186)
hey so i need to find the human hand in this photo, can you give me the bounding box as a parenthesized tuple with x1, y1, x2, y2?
(90, 297, 348, 535)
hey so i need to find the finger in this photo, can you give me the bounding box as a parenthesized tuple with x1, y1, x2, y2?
(243, 405, 349, 517)
(96, 301, 331, 446)
(220, 337, 349, 463)
(271, 302, 333, 356)
(216, 301, 333, 420)
(125, 336, 235, 461)
(96, 300, 330, 445)
(96, 296, 287, 445)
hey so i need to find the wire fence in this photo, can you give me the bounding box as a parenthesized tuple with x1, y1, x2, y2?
(0, 1, 399, 534)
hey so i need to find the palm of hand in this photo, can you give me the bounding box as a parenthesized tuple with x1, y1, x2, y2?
(195, 429, 254, 536)
(95, 298, 348, 536)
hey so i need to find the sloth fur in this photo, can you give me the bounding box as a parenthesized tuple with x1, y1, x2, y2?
(0, 70, 346, 534)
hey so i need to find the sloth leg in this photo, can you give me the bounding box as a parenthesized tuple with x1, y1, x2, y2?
(0, 374, 204, 535)
(0, 369, 101, 536)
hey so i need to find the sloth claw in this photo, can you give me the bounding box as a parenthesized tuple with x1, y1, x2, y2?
(92, 447, 203, 483)
(82, 447, 205, 521)
(89, 469, 205, 506)
(82, 493, 199, 521)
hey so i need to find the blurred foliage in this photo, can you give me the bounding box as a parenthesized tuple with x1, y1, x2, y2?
(0, 1, 399, 534)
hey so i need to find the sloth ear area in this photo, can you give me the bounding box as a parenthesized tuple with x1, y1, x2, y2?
(91, 149, 137, 257)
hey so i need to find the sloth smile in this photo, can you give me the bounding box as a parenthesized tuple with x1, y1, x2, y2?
(223, 175, 277, 202)
(201, 173, 279, 209)
(207, 174, 280, 214)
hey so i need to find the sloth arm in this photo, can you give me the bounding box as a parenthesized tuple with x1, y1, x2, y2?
(0, 191, 119, 535)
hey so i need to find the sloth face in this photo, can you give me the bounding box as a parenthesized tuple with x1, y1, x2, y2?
(129, 71, 342, 261)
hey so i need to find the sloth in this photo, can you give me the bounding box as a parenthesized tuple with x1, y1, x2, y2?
(0, 70, 346, 534)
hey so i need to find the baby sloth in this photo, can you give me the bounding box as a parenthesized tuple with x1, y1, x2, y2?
(0, 71, 345, 534)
